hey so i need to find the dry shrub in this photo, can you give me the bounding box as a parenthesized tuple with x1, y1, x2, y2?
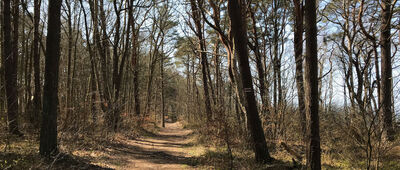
(321, 106, 399, 169)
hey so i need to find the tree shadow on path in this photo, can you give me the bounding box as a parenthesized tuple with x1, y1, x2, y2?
(77, 122, 201, 169)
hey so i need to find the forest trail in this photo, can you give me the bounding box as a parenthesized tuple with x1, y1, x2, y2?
(89, 121, 198, 170)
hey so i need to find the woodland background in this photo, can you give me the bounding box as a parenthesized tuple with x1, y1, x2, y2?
(0, 0, 399, 169)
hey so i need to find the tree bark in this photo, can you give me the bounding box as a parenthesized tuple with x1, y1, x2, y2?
(228, 0, 272, 163)
(213, 41, 222, 100)
(110, 0, 122, 131)
(88, 0, 106, 114)
(132, 34, 140, 116)
(161, 53, 165, 128)
(39, 0, 62, 157)
(65, 0, 73, 125)
(379, 0, 394, 141)
(189, 0, 212, 121)
(304, 0, 321, 168)
(293, 0, 306, 142)
(22, 0, 32, 125)
(249, 9, 267, 114)
(98, 0, 112, 114)
(129, 2, 140, 116)
(0, 0, 4, 126)
(2, 0, 21, 135)
(13, 0, 20, 134)
(80, 0, 98, 123)
(32, 0, 42, 128)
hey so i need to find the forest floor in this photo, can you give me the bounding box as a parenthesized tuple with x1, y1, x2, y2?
(8, 119, 398, 169)
(74, 121, 201, 169)
(0, 120, 209, 169)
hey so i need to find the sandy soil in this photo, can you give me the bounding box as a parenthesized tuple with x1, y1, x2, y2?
(86, 122, 197, 170)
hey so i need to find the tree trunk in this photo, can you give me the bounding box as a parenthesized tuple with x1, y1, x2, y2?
(128, 18, 140, 116)
(22, 0, 33, 126)
(65, 0, 73, 125)
(3, 0, 21, 135)
(249, 9, 267, 114)
(205, 52, 216, 106)
(80, 0, 98, 123)
(98, 0, 111, 114)
(379, 0, 394, 141)
(0, 0, 4, 126)
(88, 0, 107, 114)
(145, 60, 155, 115)
(213, 41, 222, 101)
(13, 0, 20, 134)
(293, 0, 306, 142)
(132, 42, 140, 116)
(304, 0, 321, 168)
(39, 0, 62, 157)
(161, 53, 165, 128)
(32, 0, 42, 128)
(186, 53, 192, 121)
(71, 10, 80, 127)
(189, 0, 212, 121)
(228, 0, 272, 163)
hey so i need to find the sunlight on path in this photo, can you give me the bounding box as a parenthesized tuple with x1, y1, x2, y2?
(92, 122, 198, 170)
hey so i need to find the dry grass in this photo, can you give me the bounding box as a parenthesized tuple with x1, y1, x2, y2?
(1, 118, 399, 169)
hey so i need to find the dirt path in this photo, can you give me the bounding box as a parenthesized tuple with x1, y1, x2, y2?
(88, 122, 198, 170)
